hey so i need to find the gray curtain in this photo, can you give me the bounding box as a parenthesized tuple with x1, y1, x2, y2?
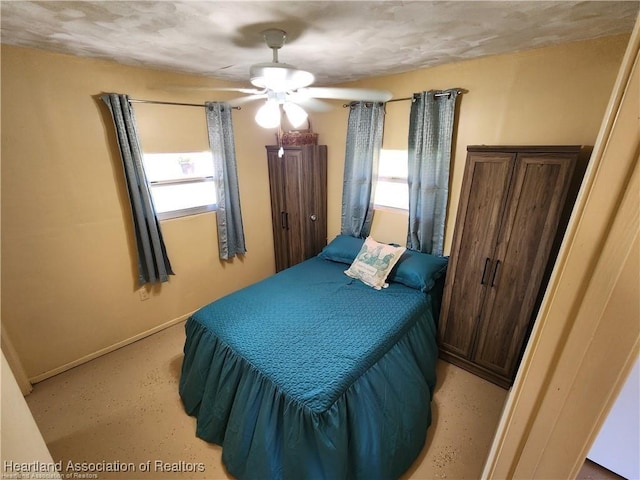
(101, 93, 174, 285)
(205, 102, 246, 260)
(407, 90, 459, 256)
(340, 101, 385, 238)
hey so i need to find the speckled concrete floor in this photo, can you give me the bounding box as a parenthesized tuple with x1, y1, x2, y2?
(577, 460, 625, 480)
(25, 323, 508, 479)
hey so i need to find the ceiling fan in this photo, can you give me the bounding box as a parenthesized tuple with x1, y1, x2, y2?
(219, 29, 393, 128)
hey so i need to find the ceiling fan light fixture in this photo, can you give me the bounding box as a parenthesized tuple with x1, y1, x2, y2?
(250, 63, 315, 91)
(255, 99, 281, 129)
(283, 102, 308, 128)
(223, 27, 393, 121)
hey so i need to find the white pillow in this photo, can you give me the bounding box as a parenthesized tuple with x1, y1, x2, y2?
(344, 236, 406, 290)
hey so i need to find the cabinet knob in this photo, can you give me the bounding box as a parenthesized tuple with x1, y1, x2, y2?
(310, 214, 318, 222)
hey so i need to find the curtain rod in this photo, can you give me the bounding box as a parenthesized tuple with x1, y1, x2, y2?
(389, 89, 463, 102)
(343, 89, 464, 108)
(129, 98, 241, 110)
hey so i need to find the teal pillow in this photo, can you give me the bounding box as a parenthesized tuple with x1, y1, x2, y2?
(388, 249, 448, 292)
(318, 235, 365, 265)
(320, 236, 448, 292)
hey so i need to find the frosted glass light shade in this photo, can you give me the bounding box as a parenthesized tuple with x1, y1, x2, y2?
(255, 100, 281, 129)
(283, 102, 308, 128)
(250, 63, 314, 91)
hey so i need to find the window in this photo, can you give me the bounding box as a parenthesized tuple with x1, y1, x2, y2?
(374, 149, 409, 210)
(142, 151, 216, 220)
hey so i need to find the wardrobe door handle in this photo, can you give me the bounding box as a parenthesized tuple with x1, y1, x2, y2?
(281, 211, 287, 229)
(491, 260, 501, 287)
(284, 212, 289, 230)
(481, 258, 491, 285)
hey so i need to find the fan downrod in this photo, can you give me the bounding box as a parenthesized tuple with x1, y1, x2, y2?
(261, 29, 287, 63)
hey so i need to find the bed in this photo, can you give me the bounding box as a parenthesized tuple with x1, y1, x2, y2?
(179, 235, 447, 480)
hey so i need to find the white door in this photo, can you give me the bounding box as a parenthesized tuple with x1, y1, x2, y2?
(588, 358, 640, 479)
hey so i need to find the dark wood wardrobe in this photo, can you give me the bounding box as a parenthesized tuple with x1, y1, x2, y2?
(438, 145, 583, 388)
(266, 145, 328, 272)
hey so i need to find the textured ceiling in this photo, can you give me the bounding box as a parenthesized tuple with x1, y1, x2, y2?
(1, 1, 638, 86)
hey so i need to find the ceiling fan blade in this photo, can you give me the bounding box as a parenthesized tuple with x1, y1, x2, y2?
(209, 87, 267, 94)
(160, 85, 266, 95)
(286, 94, 334, 112)
(227, 93, 268, 107)
(298, 87, 393, 102)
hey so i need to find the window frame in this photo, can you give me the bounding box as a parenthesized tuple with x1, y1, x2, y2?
(152, 177, 218, 220)
(374, 149, 409, 212)
(142, 151, 218, 221)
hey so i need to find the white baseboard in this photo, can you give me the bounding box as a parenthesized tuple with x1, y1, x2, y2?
(28, 312, 194, 385)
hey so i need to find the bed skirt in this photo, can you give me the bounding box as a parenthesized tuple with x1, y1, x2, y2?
(179, 301, 437, 480)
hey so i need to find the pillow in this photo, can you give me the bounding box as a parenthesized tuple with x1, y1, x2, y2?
(318, 234, 365, 265)
(344, 236, 406, 290)
(388, 249, 449, 292)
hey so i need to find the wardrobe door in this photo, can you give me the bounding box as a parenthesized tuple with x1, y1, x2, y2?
(301, 145, 327, 260)
(438, 152, 515, 359)
(267, 145, 328, 272)
(267, 149, 290, 272)
(282, 148, 306, 268)
(473, 152, 576, 381)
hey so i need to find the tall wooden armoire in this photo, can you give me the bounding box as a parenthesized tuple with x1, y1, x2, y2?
(266, 145, 327, 272)
(438, 145, 582, 388)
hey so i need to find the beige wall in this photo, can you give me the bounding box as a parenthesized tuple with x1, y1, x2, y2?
(1, 34, 628, 381)
(312, 34, 629, 249)
(1, 46, 277, 380)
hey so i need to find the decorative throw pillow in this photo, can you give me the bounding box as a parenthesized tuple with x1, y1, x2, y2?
(344, 236, 406, 290)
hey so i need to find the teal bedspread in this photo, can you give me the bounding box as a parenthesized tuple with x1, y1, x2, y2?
(179, 256, 439, 479)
